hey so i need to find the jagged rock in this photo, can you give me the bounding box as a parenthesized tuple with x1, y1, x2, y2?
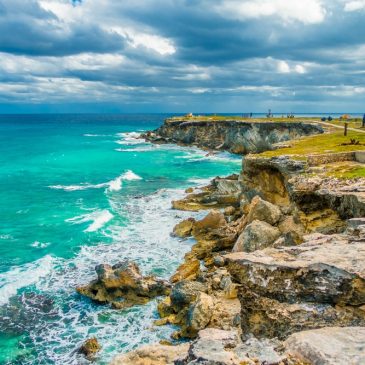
(278, 215, 305, 244)
(232, 220, 280, 253)
(224, 206, 236, 216)
(170, 258, 200, 283)
(192, 209, 227, 232)
(246, 196, 282, 225)
(239, 290, 365, 340)
(77, 260, 170, 306)
(144, 118, 323, 154)
(226, 238, 365, 305)
(79, 337, 101, 359)
(173, 218, 196, 238)
(170, 280, 207, 311)
(284, 327, 365, 365)
(185, 293, 214, 335)
(95, 261, 141, 289)
(110, 343, 189, 365)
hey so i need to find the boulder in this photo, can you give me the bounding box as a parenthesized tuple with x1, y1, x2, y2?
(185, 293, 214, 335)
(192, 209, 226, 232)
(170, 280, 207, 311)
(226, 238, 365, 306)
(77, 260, 170, 306)
(232, 220, 280, 253)
(246, 196, 282, 225)
(239, 290, 365, 340)
(173, 218, 196, 238)
(110, 343, 189, 365)
(284, 327, 365, 365)
(79, 337, 101, 359)
(95, 261, 141, 289)
(170, 258, 200, 283)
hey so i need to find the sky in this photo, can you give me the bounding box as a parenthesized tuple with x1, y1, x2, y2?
(0, 0, 365, 113)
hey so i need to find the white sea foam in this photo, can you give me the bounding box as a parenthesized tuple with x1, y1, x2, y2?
(0, 255, 54, 305)
(83, 133, 111, 137)
(115, 132, 143, 145)
(66, 209, 114, 232)
(121, 170, 142, 181)
(31, 241, 51, 249)
(48, 170, 142, 192)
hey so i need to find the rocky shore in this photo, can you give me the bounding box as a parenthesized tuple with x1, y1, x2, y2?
(141, 117, 324, 154)
(77, 122, 365, 364)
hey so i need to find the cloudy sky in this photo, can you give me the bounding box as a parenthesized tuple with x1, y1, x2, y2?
(0, 0, 365, 113)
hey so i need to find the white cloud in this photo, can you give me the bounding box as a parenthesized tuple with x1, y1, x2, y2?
(277, 60, 291, 73)
(295, 64, 306, 74)
(217, 0, 326, 24)
(344, 0, 365, 11)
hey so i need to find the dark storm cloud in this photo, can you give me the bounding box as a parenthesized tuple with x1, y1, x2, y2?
(0, 0, 364, 112)
(0, 0, 124, 56)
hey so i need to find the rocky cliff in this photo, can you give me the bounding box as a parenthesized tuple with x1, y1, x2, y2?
(142, 118, 324, 154)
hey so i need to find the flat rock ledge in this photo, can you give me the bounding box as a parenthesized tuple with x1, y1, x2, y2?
(285, 327, 365, 365)
(225, 233, 365, 306)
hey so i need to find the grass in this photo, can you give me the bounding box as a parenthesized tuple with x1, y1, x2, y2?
(309, 161, 365, 179)
(257, 129, 365, 159)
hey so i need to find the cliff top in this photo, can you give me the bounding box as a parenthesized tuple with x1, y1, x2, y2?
(166, 115, 364, 129)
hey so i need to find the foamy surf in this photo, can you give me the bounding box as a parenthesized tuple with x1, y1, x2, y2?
(48, 170, 142, 192)
(66, 209, 114, 232)
(0, 255, 54, 306)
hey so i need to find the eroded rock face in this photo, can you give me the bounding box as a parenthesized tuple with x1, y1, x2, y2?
(143, 119, 323, 155)
(246, 196, 282, 225)
(173, 218, 196, 238)
(186, 292, 214, 335)
(285, 327, 365, 365)
(170, 280, 208, 311)
(232, 220, 281, 253)
(226, 237, 365, 305)
(110, 343, 189, 365)
(77, 260, 170, 308)
(239, 290, 365, 340)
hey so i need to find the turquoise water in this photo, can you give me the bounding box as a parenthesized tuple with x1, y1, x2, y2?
(0, 114, 241, 364)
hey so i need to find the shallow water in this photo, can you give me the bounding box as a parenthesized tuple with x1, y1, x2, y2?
(0, 114, 241, 364)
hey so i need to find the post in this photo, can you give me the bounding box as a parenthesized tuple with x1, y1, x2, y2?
(344, 123, 348, 136)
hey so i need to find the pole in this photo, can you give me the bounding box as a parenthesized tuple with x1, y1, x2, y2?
(344, 123, 348, 136)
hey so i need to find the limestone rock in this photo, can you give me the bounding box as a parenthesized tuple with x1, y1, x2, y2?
(186, 293, 214, 335)
(177, 328, 285, 365)
(226, 238, 365, 306)
(178, 328, 241, 364)
(246, 196, 282, 225)
(284, 327, 365, 365)
(77, 260, 170, 306)
(170, 258, 200, 283)
(232, 220, 280, 253)
(110, 343, 189, 365)
(173, 218, 196, 238)
(170, 280, 207, 311)
(192, 209, 226, 232)
(239, 290, 365, 340)
(79, 337, 101, 359)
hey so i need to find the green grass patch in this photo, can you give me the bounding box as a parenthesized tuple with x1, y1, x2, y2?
(258, 130, 365, 159)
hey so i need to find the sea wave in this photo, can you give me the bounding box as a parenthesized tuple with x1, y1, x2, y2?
(115, 132, 143, 145)
(65, 209, 114, 232)
(0, 255, 54, 306)
(48, 170, 142, 192)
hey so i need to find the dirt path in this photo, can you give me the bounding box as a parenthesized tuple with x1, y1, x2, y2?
(315, 121, 365, 134)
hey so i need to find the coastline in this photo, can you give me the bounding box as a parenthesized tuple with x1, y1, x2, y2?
(102, 117, 365, 364)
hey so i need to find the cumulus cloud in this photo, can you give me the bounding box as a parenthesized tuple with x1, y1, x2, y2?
(217, 0, 326, 24)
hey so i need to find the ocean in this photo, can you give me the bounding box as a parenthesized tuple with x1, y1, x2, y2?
(0, 114, 242, 364)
